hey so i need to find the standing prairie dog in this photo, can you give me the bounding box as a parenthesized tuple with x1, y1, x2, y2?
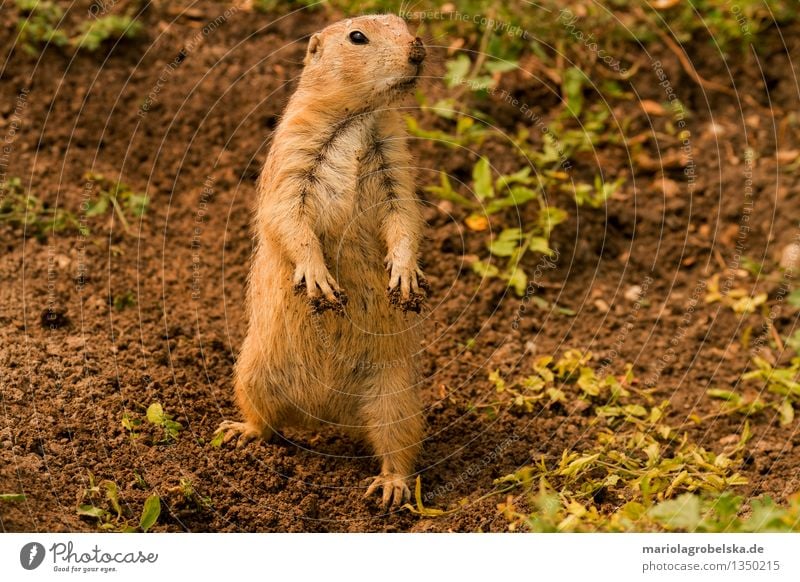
(216, 15, 428, 507)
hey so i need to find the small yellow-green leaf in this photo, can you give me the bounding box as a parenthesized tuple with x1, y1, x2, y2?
(210, 430, 225, 448)
(146, 403, 164, 425)
(778, 400, 795, 427)
(77, 504, 108, 520)
(560, 454, 599, 477)
(139, 494, 161, 532)
(103, 480, 122, 519)
(472, 157, 493, 200)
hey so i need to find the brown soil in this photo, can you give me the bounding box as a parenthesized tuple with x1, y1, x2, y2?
(1, 1, 799, 532)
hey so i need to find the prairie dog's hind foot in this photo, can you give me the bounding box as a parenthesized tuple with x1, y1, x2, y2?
(214, 420, 272, 448)
(364, 473, 411, 508)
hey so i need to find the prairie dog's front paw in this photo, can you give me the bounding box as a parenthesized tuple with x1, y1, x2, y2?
(293, 262, 347, 314)
(386, 258, 428, 313)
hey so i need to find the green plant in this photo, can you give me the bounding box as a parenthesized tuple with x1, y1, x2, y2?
(571, 175, 625, 209)
(477, 351, 750, 514)
(168, 478, 213, 509)
(146, 402, 183, 443)
(405, 113, 490, 149)
(786, 330, 800, 355)
(121, 402, 182, 444)
(139, 494, 161, 532)
(705, 273, 768, 315)
(425, 157, 565, 296)
(73, 15, 142, 51)
(113, 290, 137, 311)
(0, 177, 79, 236)
(76, 472, 161, 532)
(497, 482, 800, 532)
(0, 493, 26, 502)
(788, 288, 800, 309)
(121, 412, 142, 438)
(84, 172, 148, 234)
(14, 0, 69, 55)
(14, 2, 140, 54)
(253, 0, 320, 13)
(711, 356, 800, 427)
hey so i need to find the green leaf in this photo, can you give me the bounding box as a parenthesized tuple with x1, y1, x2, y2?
(747, 497, 785, 532)
(562, 67, 585, 117)
(788, 289, 800, 308)
(577, 367, 599, 396)
(560, 454, 599, 477)
(786, 330, 800, 354)
(507, 267, 527, 296)
(77, 504, 109, 520)
(707, 389, 742, 403)
(210, 429, 225, 448)
(430, 99, 456, 119)
(485, 59, 518, 74)
(778, 400, 794, 427)
(444, 54, 471, 88)
(489, 228, 523, 257)
(624, 404, 648, 417)
(425, 173, 475, 207)
(146, 403, 165, 425)
(103, 480, 123, 519)
(538, 207, 568, 236)
(85, 195, 109, 217)
(527, 236, 552, 255)
(496, 167, 532, 191)
(0, 493, 26, 502)
(472, 157, 493, 201)
(471, 260, 499, 278)
(489, 369, 506, 392)
(126, 194, 148, 217)
(648, 494, 701, 531)
(139, 494, 161, 532)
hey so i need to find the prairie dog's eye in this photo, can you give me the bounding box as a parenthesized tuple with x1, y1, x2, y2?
(349, 30, 369, 45)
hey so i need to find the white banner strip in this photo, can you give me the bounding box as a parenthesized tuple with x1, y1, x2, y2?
(2, 533, 799, 581)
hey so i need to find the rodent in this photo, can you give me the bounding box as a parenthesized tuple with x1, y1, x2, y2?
(216, 15, 428, 507)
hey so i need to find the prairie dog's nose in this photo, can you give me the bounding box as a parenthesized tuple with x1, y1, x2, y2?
(409, 37, 426, 65)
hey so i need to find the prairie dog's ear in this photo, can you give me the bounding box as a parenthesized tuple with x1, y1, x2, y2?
(304, 33, 322, 65)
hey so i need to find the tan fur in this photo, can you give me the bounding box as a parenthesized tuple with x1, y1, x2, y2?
(216, 15, 427, 507)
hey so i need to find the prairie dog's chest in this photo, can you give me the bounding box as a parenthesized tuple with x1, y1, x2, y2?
(314, 116, 374, 203)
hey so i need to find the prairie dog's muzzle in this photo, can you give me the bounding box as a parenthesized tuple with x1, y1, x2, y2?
(409, 37, 426, 65)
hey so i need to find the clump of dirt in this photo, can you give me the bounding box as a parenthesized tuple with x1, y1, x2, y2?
(293, 284, 349, 316)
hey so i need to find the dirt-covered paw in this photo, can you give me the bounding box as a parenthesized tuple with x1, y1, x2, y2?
(292, 263, 347, 314)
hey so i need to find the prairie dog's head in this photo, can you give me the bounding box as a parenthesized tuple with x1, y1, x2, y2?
(301, 15, 425, 107)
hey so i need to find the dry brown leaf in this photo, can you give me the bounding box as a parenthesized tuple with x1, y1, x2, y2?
(640, 100, 667, 116)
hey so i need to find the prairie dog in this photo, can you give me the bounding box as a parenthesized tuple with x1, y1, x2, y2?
(216, 15, 427, 507)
